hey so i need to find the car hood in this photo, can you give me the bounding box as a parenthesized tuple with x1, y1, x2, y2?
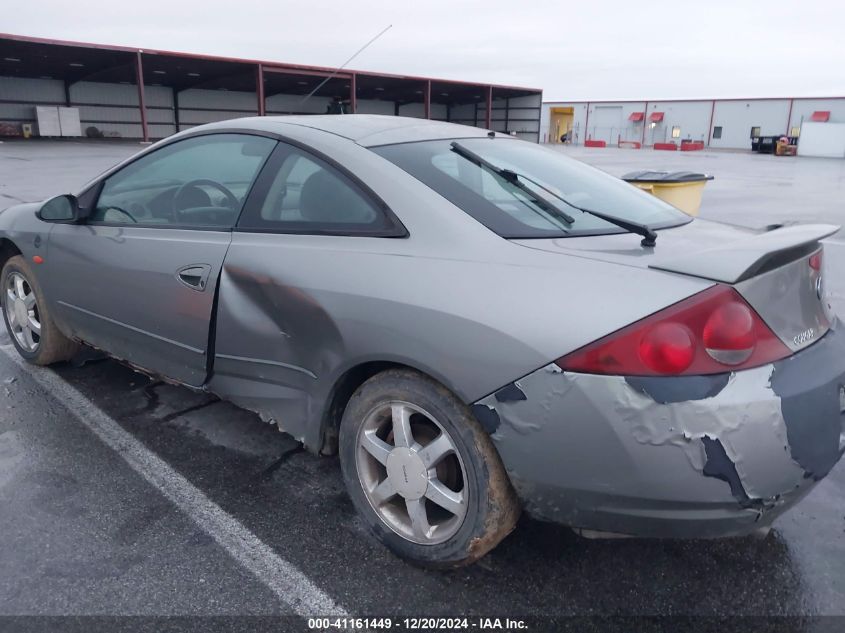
(511, 219, 840, 284)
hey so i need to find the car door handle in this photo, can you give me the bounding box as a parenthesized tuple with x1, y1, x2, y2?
(176, 264, 212, 291)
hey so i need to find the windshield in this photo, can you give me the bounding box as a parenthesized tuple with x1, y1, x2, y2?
(373, 138, 690, 238)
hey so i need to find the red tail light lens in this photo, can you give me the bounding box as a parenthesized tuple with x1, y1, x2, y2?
(556, 285, 791, 376)
(639, 323, 695, 373)
(702, 302, 756, 365)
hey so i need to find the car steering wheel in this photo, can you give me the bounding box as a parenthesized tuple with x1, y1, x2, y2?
(173, 179, 239, 213)
(102, 206, 138, 223)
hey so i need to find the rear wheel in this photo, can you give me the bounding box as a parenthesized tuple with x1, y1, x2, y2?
(1, 256, 79, 365)
(339, 368, 520, 568)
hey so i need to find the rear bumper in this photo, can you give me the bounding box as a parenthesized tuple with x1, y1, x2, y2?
(473, 322, 845, 538)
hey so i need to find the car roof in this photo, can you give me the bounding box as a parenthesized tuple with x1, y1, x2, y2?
(201, 114, 498, 147)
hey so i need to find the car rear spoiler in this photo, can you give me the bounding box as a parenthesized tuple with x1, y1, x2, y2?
(649, 224, 841, 283)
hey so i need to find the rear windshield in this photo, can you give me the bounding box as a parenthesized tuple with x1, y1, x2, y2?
(373, 138, 690, 238)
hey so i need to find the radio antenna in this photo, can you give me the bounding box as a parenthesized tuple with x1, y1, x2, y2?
(300, 24, 393, 106)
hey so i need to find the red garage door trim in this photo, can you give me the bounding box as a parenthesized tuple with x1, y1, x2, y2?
(810, 111, 830, 122)
(629, 111, 644, 121)
(649, 112, 665, 122)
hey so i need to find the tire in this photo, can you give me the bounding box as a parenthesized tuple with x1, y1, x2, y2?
(339, 368, 520, 568)
(1, 255, 79, 365)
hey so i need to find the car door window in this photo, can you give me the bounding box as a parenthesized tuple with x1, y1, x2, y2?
(238, 143, 402, 235)
(93, 134, 276, 228)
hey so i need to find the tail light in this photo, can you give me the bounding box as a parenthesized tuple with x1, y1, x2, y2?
(556, 285, 791, 376)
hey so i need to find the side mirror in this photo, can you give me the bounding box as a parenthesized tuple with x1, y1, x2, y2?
(38, 194, 79, 222)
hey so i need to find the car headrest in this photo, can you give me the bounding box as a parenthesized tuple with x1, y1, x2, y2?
(299, 170, 349, 223)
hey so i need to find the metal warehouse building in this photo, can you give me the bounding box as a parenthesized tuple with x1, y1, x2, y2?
(0, 33, 542, 142)
(542, 98, 845, 155)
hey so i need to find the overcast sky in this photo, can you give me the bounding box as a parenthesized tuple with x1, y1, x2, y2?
(5, 0, 844, 100)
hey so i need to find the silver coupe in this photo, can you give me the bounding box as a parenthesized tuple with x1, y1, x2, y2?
(2, 115, 843, 567)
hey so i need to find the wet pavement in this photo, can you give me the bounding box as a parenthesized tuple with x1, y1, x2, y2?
(1, 139, 845, 622)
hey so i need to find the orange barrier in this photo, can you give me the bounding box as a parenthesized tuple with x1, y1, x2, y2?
(680, 140, 705, 151)
(584, 139, 607, 148)
(653, 142, 678, 151)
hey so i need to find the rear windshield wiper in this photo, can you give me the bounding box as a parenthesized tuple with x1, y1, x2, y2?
(450, 141, 657, 247)
(450, 142, 575, 226)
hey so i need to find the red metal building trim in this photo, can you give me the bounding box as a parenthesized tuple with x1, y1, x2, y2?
(706, 99, 716, 145)
(262, 66, 352, 80)
(256, 63, 265, 116)
(583, 102, 590, 142)
(135, 51, 149, 142)
(640, 100, 648, 146)
(785, 98, 794, 134)
(485, 85, 493, 129)
(0, 32, 540, 94)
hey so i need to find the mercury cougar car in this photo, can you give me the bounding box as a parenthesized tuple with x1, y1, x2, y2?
(1, 115, 843, 568)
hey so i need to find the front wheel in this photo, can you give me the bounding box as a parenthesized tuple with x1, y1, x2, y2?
(1, 255, 79, 365)
(339, 368, 520, 568)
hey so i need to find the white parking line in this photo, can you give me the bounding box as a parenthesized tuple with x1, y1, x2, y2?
(0, 343, 347, 617)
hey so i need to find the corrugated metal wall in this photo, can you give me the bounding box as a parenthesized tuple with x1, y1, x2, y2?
(0, 76, 65, 128)
(439, 94, 541, 142)
(789, 98, 845, 133)
(2, 74, 542, 142)
(70, 81, 175, 138)
(709, 100, 790, 149)
(177, 88, 255, 131)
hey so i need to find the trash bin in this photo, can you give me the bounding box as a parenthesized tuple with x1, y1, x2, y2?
(21, 123, 32, 139)
(621, 170, 714, 216)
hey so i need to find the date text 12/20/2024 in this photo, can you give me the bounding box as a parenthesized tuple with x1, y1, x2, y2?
(308, 618, 528, 630)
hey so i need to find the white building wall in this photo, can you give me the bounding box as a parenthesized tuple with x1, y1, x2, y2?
(644, 100, 712, 145)
(543, 97, 845, 150)
(538, 103, 552, 142)
(789, 98, 845, 132)
(710, 99, 790, 149)
(539, 102, 593, 145)
(797, 121, 845, 158)
(585, 101, 647, 144)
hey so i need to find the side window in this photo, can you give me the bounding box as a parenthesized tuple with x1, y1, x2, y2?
(93, 134, 276, 228)
(238, 144, 399, 235)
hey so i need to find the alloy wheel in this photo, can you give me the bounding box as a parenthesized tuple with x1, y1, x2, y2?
(5, 272, 41, 352)
(356, 401, 468, 545)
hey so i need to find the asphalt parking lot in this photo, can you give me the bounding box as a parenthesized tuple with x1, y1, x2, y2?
(2, 139, 845, 627)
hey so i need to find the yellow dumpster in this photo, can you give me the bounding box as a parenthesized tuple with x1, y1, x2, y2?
(622, 170, 714, 216)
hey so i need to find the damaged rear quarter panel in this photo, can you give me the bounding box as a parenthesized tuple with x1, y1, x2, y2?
(474, 328, 845, 535)
(476, 364, 802, 508)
